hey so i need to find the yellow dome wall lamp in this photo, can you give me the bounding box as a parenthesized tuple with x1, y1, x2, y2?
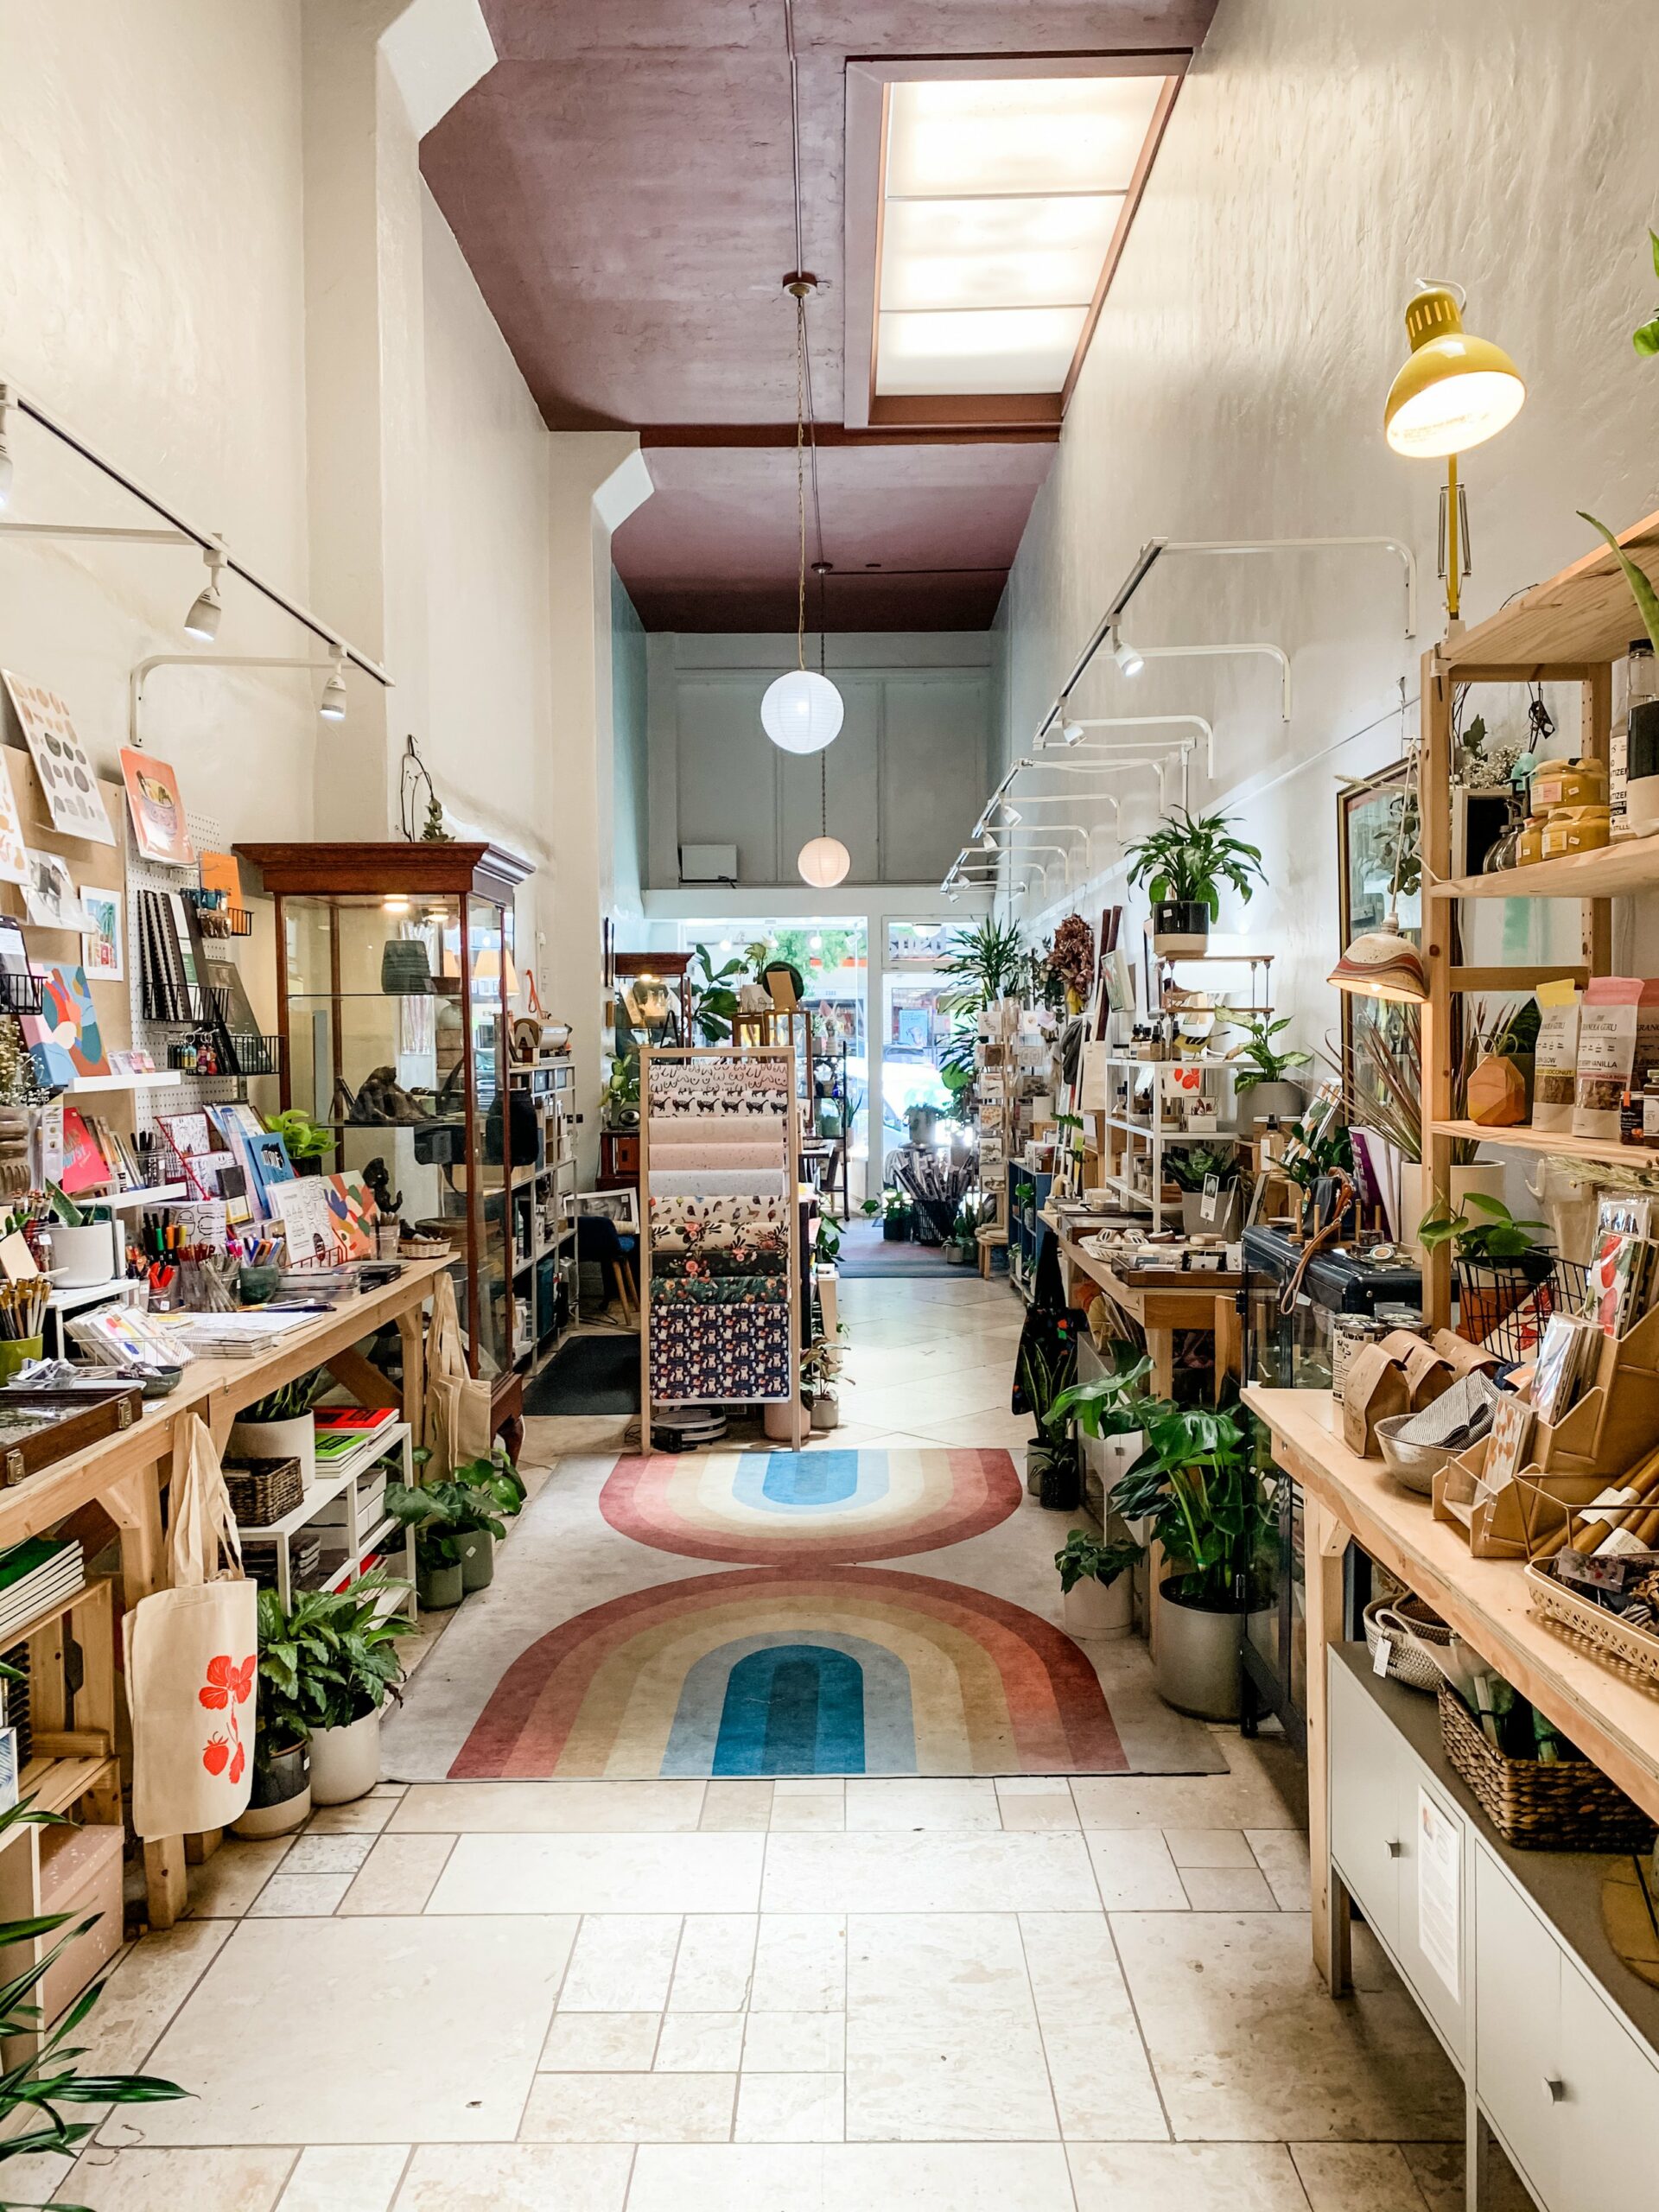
(1384, 281, 1525, 625)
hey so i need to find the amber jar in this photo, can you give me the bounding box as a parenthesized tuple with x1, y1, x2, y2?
(1540, 804, 1612, 860)
(1516, 813, 1550, 866)
(1530, 757, 1609, 811)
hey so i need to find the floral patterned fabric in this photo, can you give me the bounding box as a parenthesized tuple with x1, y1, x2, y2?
(649, 1274, 788, 1306)
(649, 1193, 788, 1259)
(653, 1246, 788, 1280)
(649, 1302, 792, 1402)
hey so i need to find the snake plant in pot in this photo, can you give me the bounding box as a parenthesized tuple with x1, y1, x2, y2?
(1123, 810, 1267, 957)
(1015, 1324, 1080, 1510)
(1107, 1399, 1272, 1719)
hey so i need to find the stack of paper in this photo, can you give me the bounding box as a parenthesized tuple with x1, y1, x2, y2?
(0, 1537, 83, 1643)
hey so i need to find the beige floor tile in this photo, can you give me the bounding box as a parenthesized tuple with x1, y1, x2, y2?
(669, 1915, 758, 2010)
(392, 2144, 633, 2210)
(1019, 1913, 1166, 2142)
(735, 2073, 845, 2143)
(995, 1783, 1078, 1831)
(847, 1372, 1011, 1433)
(540, 2011, 660, 2070)
(371, 1782, 407, 1797)
(246, 1871, 353, 1916)
(1290, 2142, 1433, 2209)
(765, 1832, 1097, 1914)
(1398, 2140, 1537, 2212)
(64, 2147, 296, 2210)
(283, 1833, 376, 1874)
(278, 2143, 409, 2210)
(907, 1408, 1035, 1451)
(391, 1781, 706, 1833)
(131, 1916, 576, 2144)
(561, 1914, 682, 2009)
(750, 1915, 845, 2011)
(658, 2012, 746, 2071)
(701, 1780, 774, 1830)
(628, 2141, 1078, 2211)
(743, 2009, 845, 2071)
(1180, 1866, 1277, 1911)
(0, 2148, 76, 2205)
(1068, 2141, 1306, 2210)
(518, 2070, 735, 2143)
(1111, 1913, 1464, 2142)
(1246, 1830, 1312, 1910)
(1072, 1738, 1300, 1831)
(770, 1796, 846, 1830)
(773, 1777, 843, 1797)
(339, 1834, 456, 1916)
(1164, 1827, 1258, 1869)
(1085, 1828, 1187, 1910)
(184, 1838, 292, 1918)
(429, 1833, 763, 1915)
(845, 1912, 1055, 2142)
(844, 1779, 999, 1831)
(304, 1798, 397, 1834)
(75, 1920, 232, 2076)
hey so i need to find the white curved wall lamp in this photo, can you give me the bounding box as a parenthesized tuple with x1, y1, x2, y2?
(1116, 640, 1293, 723)
(1157, 535, 1418, 642)
(131, 652, 351, 746)
(1021, 754, 1188, 810)
(1050, 712, 1215, 776)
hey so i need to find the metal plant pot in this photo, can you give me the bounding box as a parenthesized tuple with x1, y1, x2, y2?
(1154, 1577, 1255, 1720)
(233, 1741, 311, 1839)
(1150, 899, 1210, 957)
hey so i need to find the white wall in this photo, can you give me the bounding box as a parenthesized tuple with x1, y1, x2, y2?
(612, 573, 648, 922)
(646, 633, 996, 891)
(996, 0, 1659, 1050)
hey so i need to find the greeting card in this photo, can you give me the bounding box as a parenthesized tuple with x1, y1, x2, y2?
(21, 962, 110, 1086)
(119, 748, 193, 867)
(2, 673, 115, 844)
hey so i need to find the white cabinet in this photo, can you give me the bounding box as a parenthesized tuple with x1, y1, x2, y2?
(1558, 1960, 1659, 2212)
(1474, 1847, 1560, 2207)
(1328, 1653, 1406, 1955)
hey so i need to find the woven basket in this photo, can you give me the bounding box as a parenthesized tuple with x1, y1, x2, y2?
(1363, 1595, 1453, 1694)
(224, 1455, 304, 1528)
(1437, 1684, 1655, 1850)
(1527, 1557, 1659, 1691)
(399, 1236, 448, 1259)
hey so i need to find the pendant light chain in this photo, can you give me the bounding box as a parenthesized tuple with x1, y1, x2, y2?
(795, 292, 808, 672)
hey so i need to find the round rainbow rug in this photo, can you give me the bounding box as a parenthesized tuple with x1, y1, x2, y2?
(600, 1446, 1021, 1566)
(448, 1564, 1127, 1779)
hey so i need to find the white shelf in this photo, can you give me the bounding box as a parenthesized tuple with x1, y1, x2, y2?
(1101, 1054, 1239, 1072)
(1104, 1113, 1240, 1142)
(65, 1071, 183, 1095)
(45, 1276, 128, 1314)
(88, 1183, 188, 1211)
(242, 1423, 408, 1542)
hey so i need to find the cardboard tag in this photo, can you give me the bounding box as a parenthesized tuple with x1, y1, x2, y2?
(1199, 1173, 1220, 1224)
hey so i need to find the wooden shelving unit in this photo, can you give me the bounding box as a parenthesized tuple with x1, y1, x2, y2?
(1420, 505, 1659, 1326)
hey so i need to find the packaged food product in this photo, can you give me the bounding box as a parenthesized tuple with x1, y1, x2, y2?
(1541, 804, 1611, 860)
(1530, 757, 1609, 811)
(1516, 814, 1549, 866)
(1573, 977, 1659, 1142)
(1531, 982, 1581, 1132)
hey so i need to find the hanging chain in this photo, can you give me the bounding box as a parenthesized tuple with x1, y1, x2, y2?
(795, 295, 808, 672)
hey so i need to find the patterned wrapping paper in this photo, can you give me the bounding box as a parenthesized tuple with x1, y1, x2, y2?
(649, 1301, 793, 1402)
(648, 1169, 786, 1198)
(648, 1058, 791, 1115)
(649, 1192, 789, 1252)
(649, 1274, 788, 1306)
(652, 1246, 788, 1279)
(646, 1116, 785, 1147)
(649, 1143, 782, 1172)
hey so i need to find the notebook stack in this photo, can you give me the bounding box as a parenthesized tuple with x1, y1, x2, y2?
(0, 1537, 84, 1643)
(313, 1408, 397, 1467)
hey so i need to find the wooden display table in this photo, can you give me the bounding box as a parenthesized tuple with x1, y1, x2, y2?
(2, 1256, 448, 1931)
(1056, 1224, 1243, 1396)
(1243, 1384, 1659, 1992)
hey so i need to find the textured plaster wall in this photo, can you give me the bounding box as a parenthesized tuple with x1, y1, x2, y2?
(997, 0, 1659, 1042)
(612, 572, 649, 924)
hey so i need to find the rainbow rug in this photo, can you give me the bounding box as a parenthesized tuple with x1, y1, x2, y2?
(448, 1565, 1128, 1779)
(601, 1446, 1021, 1566)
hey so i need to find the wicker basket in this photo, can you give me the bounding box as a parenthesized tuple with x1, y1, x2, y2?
(1363, 1595, 1453, 1694)
(1527, 1556, 1659, 1690)
(223, 1455, 304, 1528)
(399, 1236, 449, 1260)
(1437, 1683, 1655, 1850)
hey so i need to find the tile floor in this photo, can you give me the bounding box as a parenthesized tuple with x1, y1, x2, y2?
(16, 1272, 1521, 2209)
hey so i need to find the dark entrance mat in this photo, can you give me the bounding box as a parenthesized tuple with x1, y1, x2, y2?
(524, 1332, 641, 1415)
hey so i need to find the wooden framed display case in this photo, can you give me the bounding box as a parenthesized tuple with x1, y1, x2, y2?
(236, 842, 531, 1435)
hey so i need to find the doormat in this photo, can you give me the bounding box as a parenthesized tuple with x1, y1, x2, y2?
(836, 1219, 963, 1279)
(524, 1332, 640, 1417)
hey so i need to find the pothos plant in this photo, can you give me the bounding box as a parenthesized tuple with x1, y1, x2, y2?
(1054, 1529, 1144, 1595)
(1415, 1191, 1549, 1272)
(1231, 1014, 1313, 1093)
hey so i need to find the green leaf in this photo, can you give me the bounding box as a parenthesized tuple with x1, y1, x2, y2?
(1649, 226, 1659, 282)
(1580, 512, 1659, 655)
(1636, 317, 1659, 359)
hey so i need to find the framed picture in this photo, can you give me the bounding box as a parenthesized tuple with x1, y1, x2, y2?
(1337, 760, 1422, 1113)
(79, 887, 123, 980)
(569, 1189, 639, 1230)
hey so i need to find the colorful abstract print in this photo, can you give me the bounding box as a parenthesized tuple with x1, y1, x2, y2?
(601, 1447, 1021, 1567)
(449, 1565, 1128, 1779)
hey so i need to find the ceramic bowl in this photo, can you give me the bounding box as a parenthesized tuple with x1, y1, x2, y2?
(1374, 1414, 1451, 1497)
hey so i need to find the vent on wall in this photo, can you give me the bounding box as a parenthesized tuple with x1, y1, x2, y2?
(679, 843, 739, 885)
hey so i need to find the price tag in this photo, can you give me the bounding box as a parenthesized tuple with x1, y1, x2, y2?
(1200, 1173, 1220, 1224)
(1372, 1633, 1394, 1677)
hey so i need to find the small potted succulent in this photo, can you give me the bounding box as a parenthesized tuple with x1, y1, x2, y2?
(1053, 1529, 1143, 1637)
(1124, 809, 1268, 957)
(1231, 1014, 1312, 1132)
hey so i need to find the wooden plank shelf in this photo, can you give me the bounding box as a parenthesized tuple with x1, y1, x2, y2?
(1441, 506, 1659, 671)
(1432, 835, 1659, 902)
(1428, 1117, 1655, 1171)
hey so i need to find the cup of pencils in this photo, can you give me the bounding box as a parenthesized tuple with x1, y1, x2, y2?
(0, 1280, 47, 1384)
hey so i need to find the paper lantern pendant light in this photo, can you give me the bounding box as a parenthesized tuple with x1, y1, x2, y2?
(763, 668, 843, 754)
(798, 834, 850, 888)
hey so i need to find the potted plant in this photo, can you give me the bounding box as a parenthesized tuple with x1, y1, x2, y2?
(946, 1196, 981, 1265)
(877, 1187, 914, 1243)
(233, 1586, 315, 1838)
(1124, 809, 1268, 956)
(445, 1449, 526, 1588)
(1232, 1015, 1313, 1132)
(385, 1475, 508, 1605)
(1416, 1191, 1553, 1341)
(1108, 1400, 1271, 1720)
(688, 942, 747, 1044)
(228, 1368, 331, 1493)
(1051, 1348, 1154, 1491)
(252, 1574, 416, 1806)
(39, 1184, 117, 1287)
(1053, 1529, 1143, 1637)
(1164, 1144, 1244, 1240)
(266, 1108, 335, 1176)
(1016, 1327, 1079, 1508)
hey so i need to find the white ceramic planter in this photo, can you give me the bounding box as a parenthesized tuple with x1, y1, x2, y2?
(228, 1412, 317, 1492)
(1239, 1080, 1304, 1135)
(47, 1222, 117, 1287)
(308, 1709, 380, 1805)
(231, 1783, 311, 1839)
(1451, 1163, 1508, 1212)
(1062, 1572, 1134, 1639)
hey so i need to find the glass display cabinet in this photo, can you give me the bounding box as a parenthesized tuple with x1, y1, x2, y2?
(236, 842, 532, 1444)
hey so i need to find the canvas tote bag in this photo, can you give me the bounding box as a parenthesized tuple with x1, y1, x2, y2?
(123, 1414, 257, 1839)
(424, 1268, 493, 1475)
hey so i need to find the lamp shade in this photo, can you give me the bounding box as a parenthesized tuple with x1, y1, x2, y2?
(1327, 914, 1427, 1003)
(1384, 285, 1525, 458)
(797, 835, 851, 888)
(762, 668, 843, 753)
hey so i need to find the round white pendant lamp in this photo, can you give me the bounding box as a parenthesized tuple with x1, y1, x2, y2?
(762, 667, 842, 754)
(798, 833, 850, 888)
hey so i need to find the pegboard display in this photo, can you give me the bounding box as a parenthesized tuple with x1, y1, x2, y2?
(127, 804, 258, 1140)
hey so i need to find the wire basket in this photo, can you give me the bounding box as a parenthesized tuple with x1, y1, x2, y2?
(1456, 1253, 1586, 1360)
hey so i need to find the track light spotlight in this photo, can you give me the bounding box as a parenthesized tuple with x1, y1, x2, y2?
(1000, 804, 1022, 826)
(980, 829, 998, 852)
(0, 386, 12, 512)
(1112, 628, 1144, 678)
(1061, 721, 1084, 746)
(319, 656, 347, 722)
(183, 545, 226, 641)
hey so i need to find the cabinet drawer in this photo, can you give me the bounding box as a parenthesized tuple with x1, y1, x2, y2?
(1558, 1957, 1659, 2212)
(1328, 1650, 1404, 1952)
(1475, 1847, 1560, 2207)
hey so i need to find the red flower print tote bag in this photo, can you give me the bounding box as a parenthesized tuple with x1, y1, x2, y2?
(123, 1415, 258, 1838)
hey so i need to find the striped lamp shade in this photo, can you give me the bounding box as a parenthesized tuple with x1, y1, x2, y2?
(1327, 915, 1427, 1003)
